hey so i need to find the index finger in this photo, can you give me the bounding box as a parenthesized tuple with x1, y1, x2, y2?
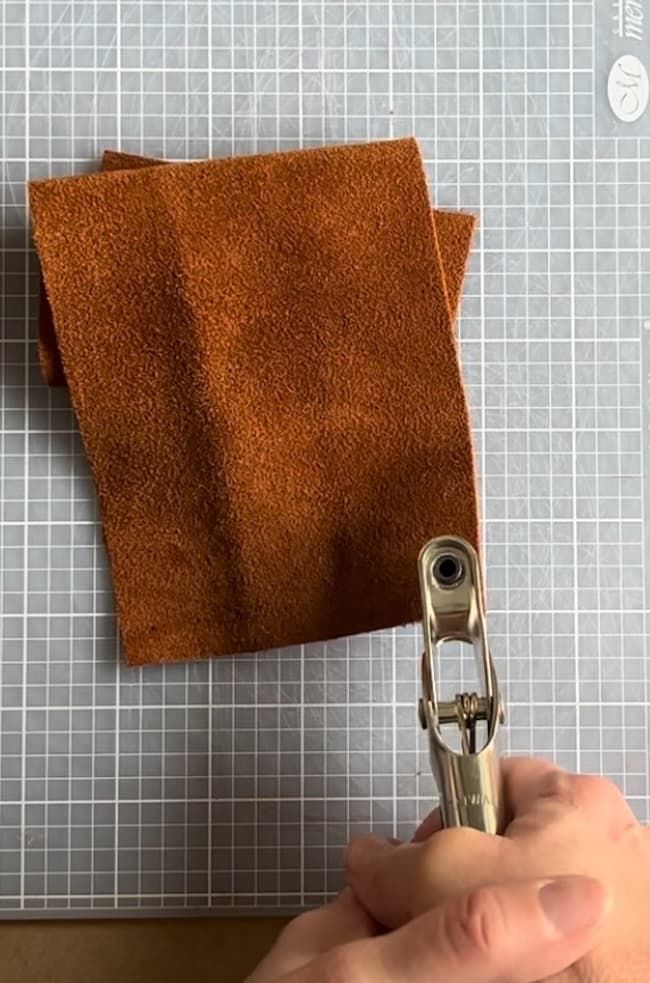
(410, 760, 559, 843)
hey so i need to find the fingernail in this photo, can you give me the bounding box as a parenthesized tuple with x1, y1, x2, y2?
(538, 876, 610, 938)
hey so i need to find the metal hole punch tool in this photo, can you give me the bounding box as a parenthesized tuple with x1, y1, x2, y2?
(418, 536, 505, 834)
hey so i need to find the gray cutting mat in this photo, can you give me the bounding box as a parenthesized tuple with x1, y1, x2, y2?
(1, 0, 650, 915)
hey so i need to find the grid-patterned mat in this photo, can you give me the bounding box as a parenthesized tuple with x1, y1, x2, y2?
(1, 0, 650, 915)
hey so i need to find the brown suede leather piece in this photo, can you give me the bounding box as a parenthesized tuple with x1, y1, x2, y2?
(30, 137, 478, 666)
(38, 149, 476, 387)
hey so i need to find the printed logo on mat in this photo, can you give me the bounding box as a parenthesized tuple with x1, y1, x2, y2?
(608, 53, 649, 122)
(613, 0, 644, 40)
(607, 1, 648, 122)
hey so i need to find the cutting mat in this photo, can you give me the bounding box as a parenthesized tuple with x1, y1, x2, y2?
(1, 0, 650, 916)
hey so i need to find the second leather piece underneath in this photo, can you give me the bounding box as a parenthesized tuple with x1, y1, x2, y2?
(31, 138, 478, 666)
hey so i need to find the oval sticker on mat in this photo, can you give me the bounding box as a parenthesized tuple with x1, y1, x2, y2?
(608, 54, 649, 123)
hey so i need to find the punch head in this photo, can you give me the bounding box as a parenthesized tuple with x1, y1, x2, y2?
(418, 535, 505, 834)
(432, 552, 465, 589)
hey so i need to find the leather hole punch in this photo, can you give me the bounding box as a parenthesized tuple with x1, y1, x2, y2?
(418, 536, 506, 834)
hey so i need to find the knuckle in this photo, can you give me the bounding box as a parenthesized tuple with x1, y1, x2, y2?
(444, 886, 509, 960)
(536, 771, 636, 841)
(538, 768, 576, 805)
(414, 828, 502, 916)
(420, 835, 448, 877)
(571, 773, 628, 813)
(416, 830, 474, 908)
(539, 769, 625, 811)
(410, 867, 435, 917)
(420, 828, 476, 873)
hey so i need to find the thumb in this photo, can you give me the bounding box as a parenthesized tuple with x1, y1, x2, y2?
(371, 875, 609, 983)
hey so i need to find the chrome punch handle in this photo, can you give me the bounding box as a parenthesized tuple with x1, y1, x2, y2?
(418, 536, 505, 834)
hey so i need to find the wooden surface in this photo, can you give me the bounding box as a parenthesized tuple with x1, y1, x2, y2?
(1, 916, 289, 983)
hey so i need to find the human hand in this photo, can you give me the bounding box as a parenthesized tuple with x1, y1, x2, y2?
(244, 876, 607, 982)
(346, 757, 649, 980)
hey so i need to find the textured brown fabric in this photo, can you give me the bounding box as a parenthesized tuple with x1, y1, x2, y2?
(38, 149, 476, 387)
(30, 137, 478, 666)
